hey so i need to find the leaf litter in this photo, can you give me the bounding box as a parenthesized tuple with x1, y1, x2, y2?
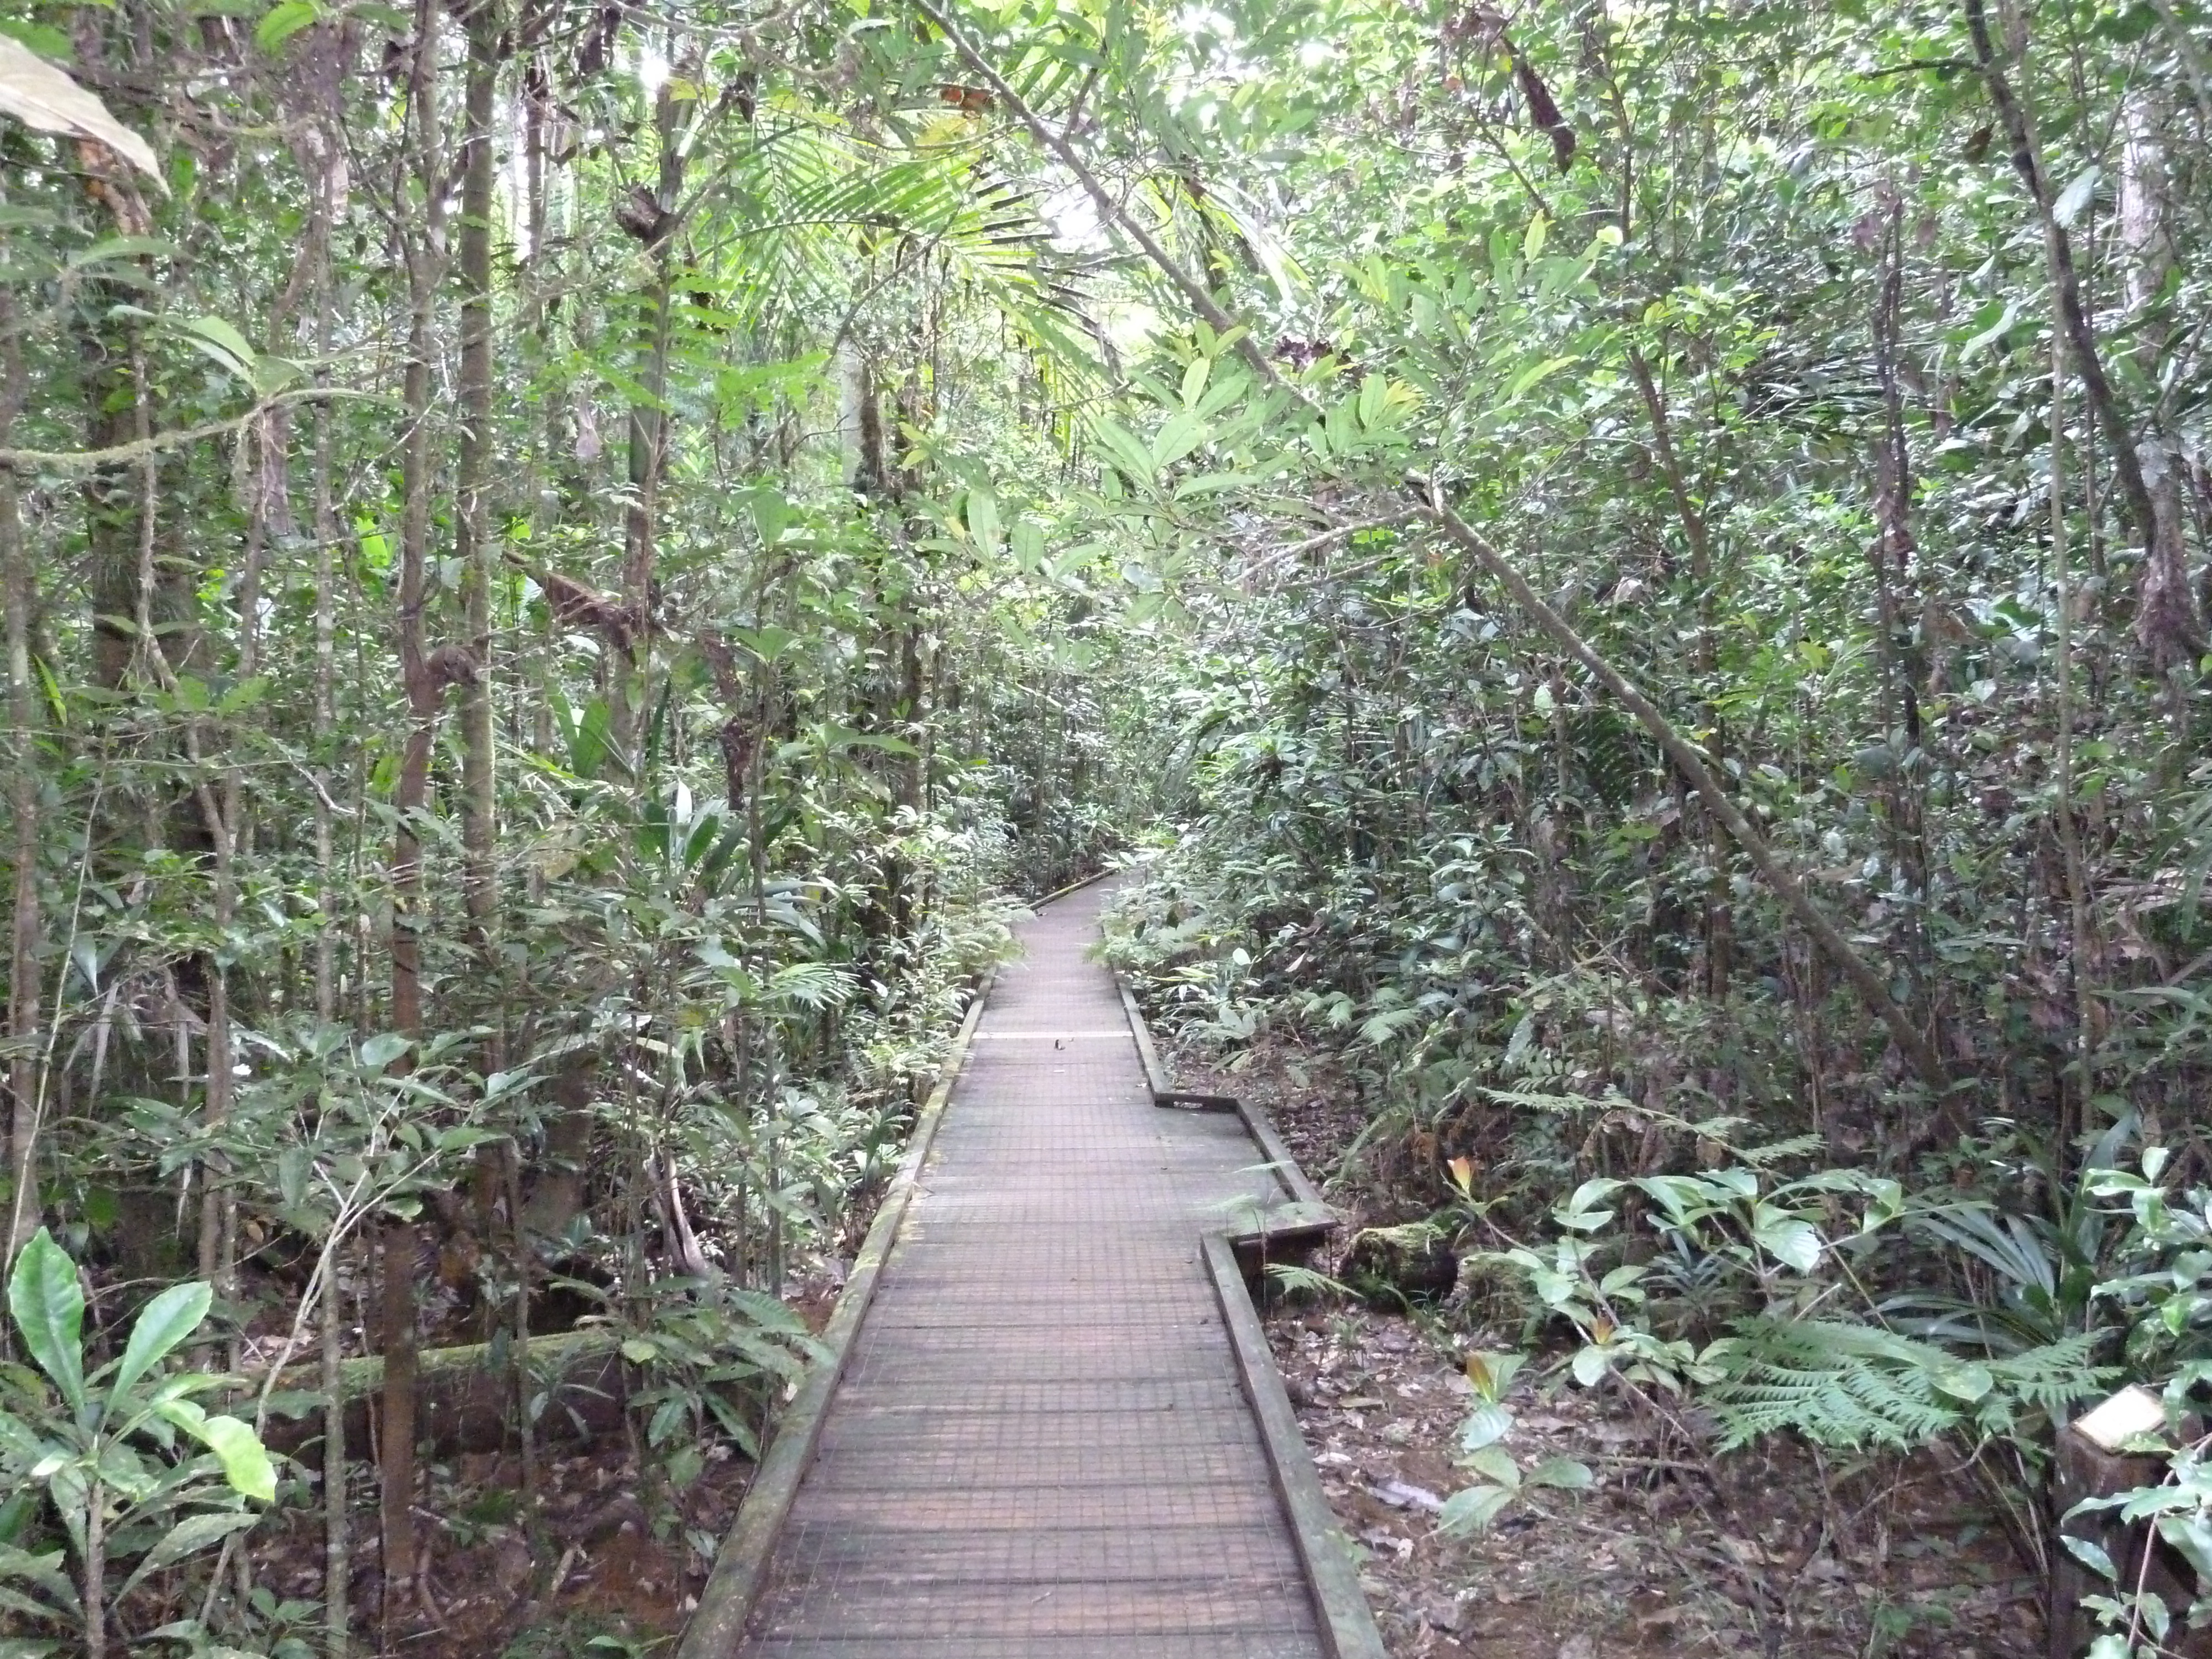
(1178, 1036, 2045, 1659)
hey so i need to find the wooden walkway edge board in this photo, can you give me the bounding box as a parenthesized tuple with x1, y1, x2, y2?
(674, 972, 996, 1659)
(1114, 971, 1334, 1245)
(1206, 1232, 1390, 1659)
(1117, 961, 1384, 1658)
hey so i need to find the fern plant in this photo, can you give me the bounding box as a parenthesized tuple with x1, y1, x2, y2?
(1703, 1318, 2106, 1452)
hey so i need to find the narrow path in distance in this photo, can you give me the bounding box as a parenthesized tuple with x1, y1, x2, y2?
(733, 880, 1326, 1658)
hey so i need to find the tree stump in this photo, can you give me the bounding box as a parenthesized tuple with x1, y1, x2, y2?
(2051, 1385, 2208, 1658)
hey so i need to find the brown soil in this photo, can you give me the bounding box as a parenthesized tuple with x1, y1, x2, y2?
(1173, 1036, 2044, 1659)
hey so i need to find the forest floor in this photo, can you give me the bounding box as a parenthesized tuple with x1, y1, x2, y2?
(243, 1271, 858, 1657)
(1171, 1039, 2047, 1659)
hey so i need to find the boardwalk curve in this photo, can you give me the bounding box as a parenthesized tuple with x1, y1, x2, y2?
(704, 879, 1333, 1658)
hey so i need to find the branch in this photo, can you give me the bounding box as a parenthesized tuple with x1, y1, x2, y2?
(0, 387, 383, 472)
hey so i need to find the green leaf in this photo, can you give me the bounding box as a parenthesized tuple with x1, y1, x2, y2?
(156, 1402, 275, 1503)
(0, 1545, 78, 1615)
(1932, 1361, 1993, 1403)
(1460, 1444, 1519, 1485)
(1561, 1177, 1621, 1219)
(357, 1032, 412, 1071)
(1525, 1456, 1594, 1490)
(255, 0, 322, 54)
(116, 1510, 258, 1601)
(964, 487, 1001, 559)
(106, 1281, 212, 1409)
(1754, 1213, 1823, 1274)
(2053, 166, 2100, 227)
(0, 22, 70, 61)
(1437, 1483, 1515, 1535)
(8, 1232, 85, 1416)
(1458, 1401, 1512, 1451)
(1571, 1343, 1610, 1387)
(174, 315, 256, 380)
(66, 236, 176, 270)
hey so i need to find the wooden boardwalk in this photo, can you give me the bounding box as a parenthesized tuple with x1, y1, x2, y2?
(730, 881, 1327, 1658)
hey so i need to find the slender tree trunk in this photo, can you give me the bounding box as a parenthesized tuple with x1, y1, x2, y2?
(611, 82, 686, 764)
(322, 1245, 349, 1654)
(1, 289, 41, 1264)
(456, 0, 502, 987)
(2049, 333, 2096, 1147)
(1625, 346, 1731, 997)
(1965, 0, 2203, 672)
(383, 0, 448, 1621)
(377, 1218, 419, 1634)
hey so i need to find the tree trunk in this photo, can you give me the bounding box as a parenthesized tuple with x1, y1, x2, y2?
(1965, 0, 2203, 673)
(1, 290, 40, 1264)
(377, 1219, 419, 1631)
(611, 84, 686, 765)
(456, 0, 503, 982)
(383, 0, 449, 1621)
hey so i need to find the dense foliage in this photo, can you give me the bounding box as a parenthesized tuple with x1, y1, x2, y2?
(2, 0, 2210, 1650)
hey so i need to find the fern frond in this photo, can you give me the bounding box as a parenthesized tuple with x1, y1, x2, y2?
(1704, 1318, 2106, 1453)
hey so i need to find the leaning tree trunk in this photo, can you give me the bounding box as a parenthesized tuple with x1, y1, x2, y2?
(1965, 0, 2204, 681)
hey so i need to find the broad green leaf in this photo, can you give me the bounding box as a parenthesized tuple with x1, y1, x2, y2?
(1459, 1444, 1518, 1485)
(1458, 1401, 1512, 1451)
(1933, 1361, 1994, 1403)
(0, 1544, 77, 1614)
(255, 1, 322, 54)
(1437, 1483, 1514, 1535)
(105, 1281, 211, 1409)
(116, 1510, 258, 1601)
(2053, 166, 2099, 227)
(1504, 354, 1575, 401)
(1525, 1456, 1594, 1490)
(156, 1404, 275, 1503)
(65, 236, 176, 269)
(174, 315, 256, 380)
(1753, 1213, 1823, 1274)
(358, 1031, 412, 1071)
(8, 1233, 84, 1416)
(964, 487, 1001, 559)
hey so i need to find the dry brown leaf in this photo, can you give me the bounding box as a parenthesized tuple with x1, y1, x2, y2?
(0, 36, 161, 183)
